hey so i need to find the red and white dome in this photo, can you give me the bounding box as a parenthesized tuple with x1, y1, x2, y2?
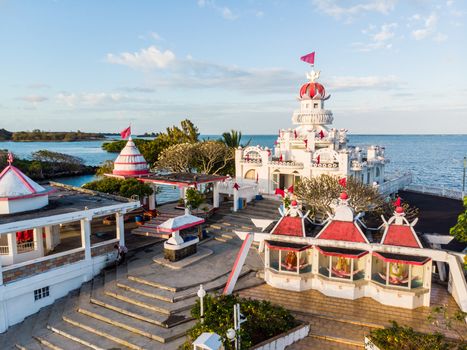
(0, 163, 50, 214)
(299, 82, 326, 100)
(113, 137, 150, 176)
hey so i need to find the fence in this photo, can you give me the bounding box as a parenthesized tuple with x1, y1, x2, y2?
(404, 184, 464, 200)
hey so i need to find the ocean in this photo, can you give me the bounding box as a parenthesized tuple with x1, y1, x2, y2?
(1, 135, 466, 202)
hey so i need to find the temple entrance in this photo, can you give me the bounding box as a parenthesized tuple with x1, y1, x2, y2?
(272, 172, 301, 191)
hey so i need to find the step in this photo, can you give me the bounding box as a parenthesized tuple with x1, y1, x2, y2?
(308, 333, 364, 348)
(78, 303, 195, 343)
(63, 312, 158, 349)
(14, 340, 46, 350)
(48, 321, 124, 350)
(34, 330, 89, 350)
(104, 286, 197, 315)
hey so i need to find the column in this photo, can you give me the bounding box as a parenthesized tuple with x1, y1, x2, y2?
(33, 227, 44, 257)
(116, 212, 125, 246)
(0, 252, 3, 285)
(213, 182, 220, 208)
(7, 233, 17, 265)
(233, 188, 239, 212)
(80, 218, 92, 261)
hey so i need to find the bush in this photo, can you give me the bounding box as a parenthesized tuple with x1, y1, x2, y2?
(369, 321, 457, 350)
(180, 294, 297, 349)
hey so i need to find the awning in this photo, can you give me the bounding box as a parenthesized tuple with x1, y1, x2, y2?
(316, 246, 368, 259)
(265, 240, 311, 252)
(373, 252, 431, 266)
(157, 214, 205, 233)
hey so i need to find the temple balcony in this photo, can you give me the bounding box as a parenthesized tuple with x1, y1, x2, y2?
(268, 160, 304, 169)
(292, 110, 333, 125)
(240, 158, 262, 166)
(311, 162, 339, 170)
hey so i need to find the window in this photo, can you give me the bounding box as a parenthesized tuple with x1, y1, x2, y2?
(314, 103, 318, 108)
(34, 286, 50, 301)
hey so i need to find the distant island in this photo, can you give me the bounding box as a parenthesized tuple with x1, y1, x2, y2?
(0, 128, 106, 142)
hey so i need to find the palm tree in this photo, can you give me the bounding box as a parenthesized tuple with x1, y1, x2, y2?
(221, 130, 250, 148)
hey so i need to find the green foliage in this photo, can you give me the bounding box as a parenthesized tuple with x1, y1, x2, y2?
(221, 130, 250, 148)
(95, 160, 115, 176)
(428, 304, 467, 345)
(450, 197, 467, 243)
(185, 187, 205, 210)
(10, 129, 103, 141)
(181, 294, 297, 350)
(369, 321, 450, 350)
(0, 128, 13, 141)
(83, 177, 153, 199)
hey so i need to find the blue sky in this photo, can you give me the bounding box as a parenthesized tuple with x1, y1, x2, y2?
(0, 0, 466, 134)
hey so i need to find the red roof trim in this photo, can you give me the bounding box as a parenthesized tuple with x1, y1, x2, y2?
(1, 165, 38, 194)
(0, 188, 54, 201)
(113, 169, 150, 175)
(317, 220, 368, 243)
(265, 242, 312, 252)
(372, 252, 430, 266)
(114, 161, 148, 165)
(315, 246, 368, 259)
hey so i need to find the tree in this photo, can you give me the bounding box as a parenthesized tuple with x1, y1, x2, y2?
(96, 160, 114, 176)
(157, 143, 198, 173)
(196, 141, 234, 175)
(450, 197, 467, 243)
(185, 187, 205, 211)
(221, 130, 250, 148)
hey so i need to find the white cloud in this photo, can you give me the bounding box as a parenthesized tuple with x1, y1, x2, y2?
(18, 95, 48, 103)
(106, 46, 176, 69)
(197, 0, 238, 20)
(312, 0, 397, 20)
(353, 23, 397, 51)
(373, 23, 397, 41)
(56, 92, 126, 107)
(326, 75, 401, 91)
(150, 32, 163, 41)
(411, 13, 438, 40)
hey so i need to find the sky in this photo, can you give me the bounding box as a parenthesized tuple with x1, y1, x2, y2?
(0, 0, 466, 135)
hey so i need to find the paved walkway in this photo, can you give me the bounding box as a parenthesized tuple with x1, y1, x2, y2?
(240, 282, 466, 348)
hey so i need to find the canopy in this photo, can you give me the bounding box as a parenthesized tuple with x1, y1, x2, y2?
(373, 252, 431, 266)
(158, 214, 205, 233)
(265, 240, 311, 252)
(316, 246, 368, 259)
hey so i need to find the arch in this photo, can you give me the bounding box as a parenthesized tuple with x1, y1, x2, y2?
(313, 148, 339, 163)
(244, 169, 256, 180)
(243, 146, 262, 161)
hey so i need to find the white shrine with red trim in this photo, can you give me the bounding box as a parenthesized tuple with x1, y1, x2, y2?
(235, 64, 388, 194)
(112, 137, 150, 177)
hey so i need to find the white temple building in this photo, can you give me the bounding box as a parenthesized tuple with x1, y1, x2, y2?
(0, 155, 139, 332)
(235, 67, 388, 195)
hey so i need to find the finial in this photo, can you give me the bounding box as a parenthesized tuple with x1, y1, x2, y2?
(7, 152, 13, 165)
(306, 69, 320, 82)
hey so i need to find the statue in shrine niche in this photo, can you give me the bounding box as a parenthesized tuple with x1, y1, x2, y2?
(282, 251, 307, 271)
(331, 256, 362, 278)
(378, 263, 417, 285)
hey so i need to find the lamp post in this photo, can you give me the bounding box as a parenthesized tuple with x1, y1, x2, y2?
(197, 284, 206, 324)
(226, 328, 236, 350)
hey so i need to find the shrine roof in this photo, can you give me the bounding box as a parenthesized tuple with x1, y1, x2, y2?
(0, 182, 135, 225)
(316, 220, 369, 243)
(316, 246, 368, 258)
(271, 216, 304, 237)
(382, 225, 422, 248)
(373, 252, 431, 266)
(265, 240, 311, 251)
(138, 172, 228, 187)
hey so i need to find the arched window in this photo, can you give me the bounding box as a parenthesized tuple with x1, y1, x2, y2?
(244, 169, 256, 180)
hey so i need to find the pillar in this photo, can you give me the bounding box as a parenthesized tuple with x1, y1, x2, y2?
(233, 188, 239, 212)
(0, 252, 3, 285)
(44, 225, 60, 252)
(7, 233, 17, 265)
(213, 182, 220, 208)
(116, 212, 125, 246)
(80, 218, 92, 261)
(33, 227, 44, 257)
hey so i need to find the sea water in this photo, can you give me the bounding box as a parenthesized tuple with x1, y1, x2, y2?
(1, 135, 466, 203)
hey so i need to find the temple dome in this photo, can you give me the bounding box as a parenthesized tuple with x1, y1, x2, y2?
(113, 137, 150, 176)
(299, 82, 326, 99)
(0, 163, 50, 214)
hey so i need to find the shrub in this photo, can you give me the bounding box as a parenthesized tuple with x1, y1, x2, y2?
(83, 177, 153, 199)
(180, 294, 297, 349)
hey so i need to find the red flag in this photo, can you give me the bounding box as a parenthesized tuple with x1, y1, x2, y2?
(319, 130, 325, 139)
(339, 178, 347, 188)
(288, 185, 294, 194)
(275, 188, 285, 197)
(233, 183, 240, 190)
(394, 197, 401, 207)
(304, 139, 308, 149)
(316, 155, 320, 164)
(300, 52, 315, 65)
(7, 152, 13, 165)
(256, 173, 259, 183)
(279, 154, 283, 162)
(120, 126, 131, 139)
(294, 130, 297, 139)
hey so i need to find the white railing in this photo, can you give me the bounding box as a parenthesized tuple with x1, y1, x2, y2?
(17, 241, 36, 253)
(378, 173, 413, 195)
(0, 246, 9, 255)
(268, 160, 304, 169)
(219, 179, 259, 201)
(405, 184, 464, 200)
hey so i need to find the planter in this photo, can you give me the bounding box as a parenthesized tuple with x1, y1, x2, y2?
(250, 322, 309, 350)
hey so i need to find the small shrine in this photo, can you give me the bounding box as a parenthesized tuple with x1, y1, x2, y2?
(0, 153, 52, 214)
(251, 192, 433, 309)
(112, 136, 150, 177)
(235, 53, 388, 195)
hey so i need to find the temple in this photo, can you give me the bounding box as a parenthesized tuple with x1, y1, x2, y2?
(0, 154, 139, 332)
(235, 64, 388, 195)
